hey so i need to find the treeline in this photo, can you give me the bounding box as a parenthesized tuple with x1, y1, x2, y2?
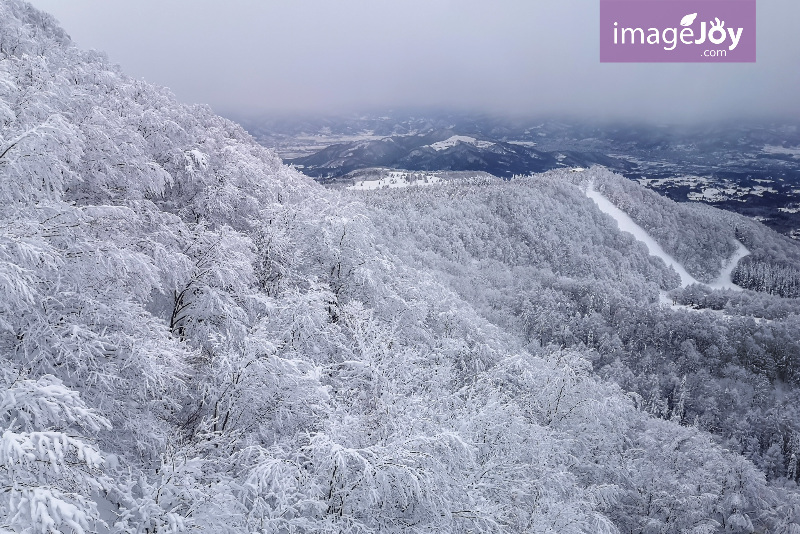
(671, 283, 800, 320)
(733, 255, 800, 298)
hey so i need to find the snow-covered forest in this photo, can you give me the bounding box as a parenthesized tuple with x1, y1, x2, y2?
(2, 1, 800, 532)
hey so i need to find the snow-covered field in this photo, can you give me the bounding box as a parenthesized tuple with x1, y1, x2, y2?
(779, 204, 800, 214)
(687, 185, 778, 201)
(427, 136, 495, 151)
(268, 132, 390, 159)
(636, 175, 782, 204)
(348, 171, 446, 190)
(763, 145, 800, 158)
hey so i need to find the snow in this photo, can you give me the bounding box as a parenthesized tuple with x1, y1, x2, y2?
(658, 291, 705, 313)
(707, 241, 750, 291)
(586, 184, 751, 295)
(348, 171, 445, 191)
(271, 132, 387, 159)
(685, 184, 776, 202)
(96, 491, 121, 532)
(751, 186, 779, 196)
(637, 174, 781, 204)
(427, 136, 494, 151)
(763, 145, 800, 158)
(586, 184, 699, 287)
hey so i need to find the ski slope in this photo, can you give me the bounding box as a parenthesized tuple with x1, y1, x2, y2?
(708, 241, 750, 290)
(585, 184, 750, 292)
(586, 185, 699, 287)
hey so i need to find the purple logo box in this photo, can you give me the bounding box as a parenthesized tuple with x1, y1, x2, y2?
(600, 0, 756, 62)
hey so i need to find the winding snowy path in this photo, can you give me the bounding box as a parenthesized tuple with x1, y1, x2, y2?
(585, 184, 749, 291)
(708, 241, 750, 290)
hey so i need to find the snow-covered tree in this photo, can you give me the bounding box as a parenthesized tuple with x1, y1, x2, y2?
(1, 362, 112, 533)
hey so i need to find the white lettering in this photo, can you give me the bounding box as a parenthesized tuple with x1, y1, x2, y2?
(662, 28, 678, 50)
(695, 21, 707, 45)
(727, 27, 743, 50)
(622, 27, 645, 44)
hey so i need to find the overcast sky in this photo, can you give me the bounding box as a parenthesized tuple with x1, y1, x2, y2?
(26, 0, 800, 123)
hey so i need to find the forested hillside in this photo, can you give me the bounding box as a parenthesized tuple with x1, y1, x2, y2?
(582, 167, 800, 288)
(2, 1, 800, 533)
(362, 171, 800, 530)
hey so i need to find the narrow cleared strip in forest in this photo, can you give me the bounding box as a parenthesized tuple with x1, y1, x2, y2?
(586, 183, 751, 292)
(585, 184, 699, 287)
(708, 241, 750, 291)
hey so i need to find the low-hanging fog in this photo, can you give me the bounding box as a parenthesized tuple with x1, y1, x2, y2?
(25, 0, 800, 123)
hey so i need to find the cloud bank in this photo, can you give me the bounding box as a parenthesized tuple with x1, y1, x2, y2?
(27, 0, 800, 122)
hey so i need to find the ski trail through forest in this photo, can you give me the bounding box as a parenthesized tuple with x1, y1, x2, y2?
(708, 241, 750, 290)
(585, 184, 700, 287)
(586, 183, 751, 293)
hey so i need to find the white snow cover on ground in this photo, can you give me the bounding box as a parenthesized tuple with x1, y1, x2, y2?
(586, 184, 699, 287)
(348, 171, 445, 190)
(586, 184, 751, 293)
(427, 136, 495, 151)
(708, 241, 750, 290)
(763, 145, 800, 158)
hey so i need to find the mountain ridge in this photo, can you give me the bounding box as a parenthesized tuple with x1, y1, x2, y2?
(240, 113, 800, 238)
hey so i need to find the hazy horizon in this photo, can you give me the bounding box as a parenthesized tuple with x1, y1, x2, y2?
(26, 0, 800, 125)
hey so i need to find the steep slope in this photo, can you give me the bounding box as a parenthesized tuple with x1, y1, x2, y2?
(358, 170, 800, 527)
(585, 183, 700, 287)
(572, 167, 800, 285)
(1, 1, 799, 533)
